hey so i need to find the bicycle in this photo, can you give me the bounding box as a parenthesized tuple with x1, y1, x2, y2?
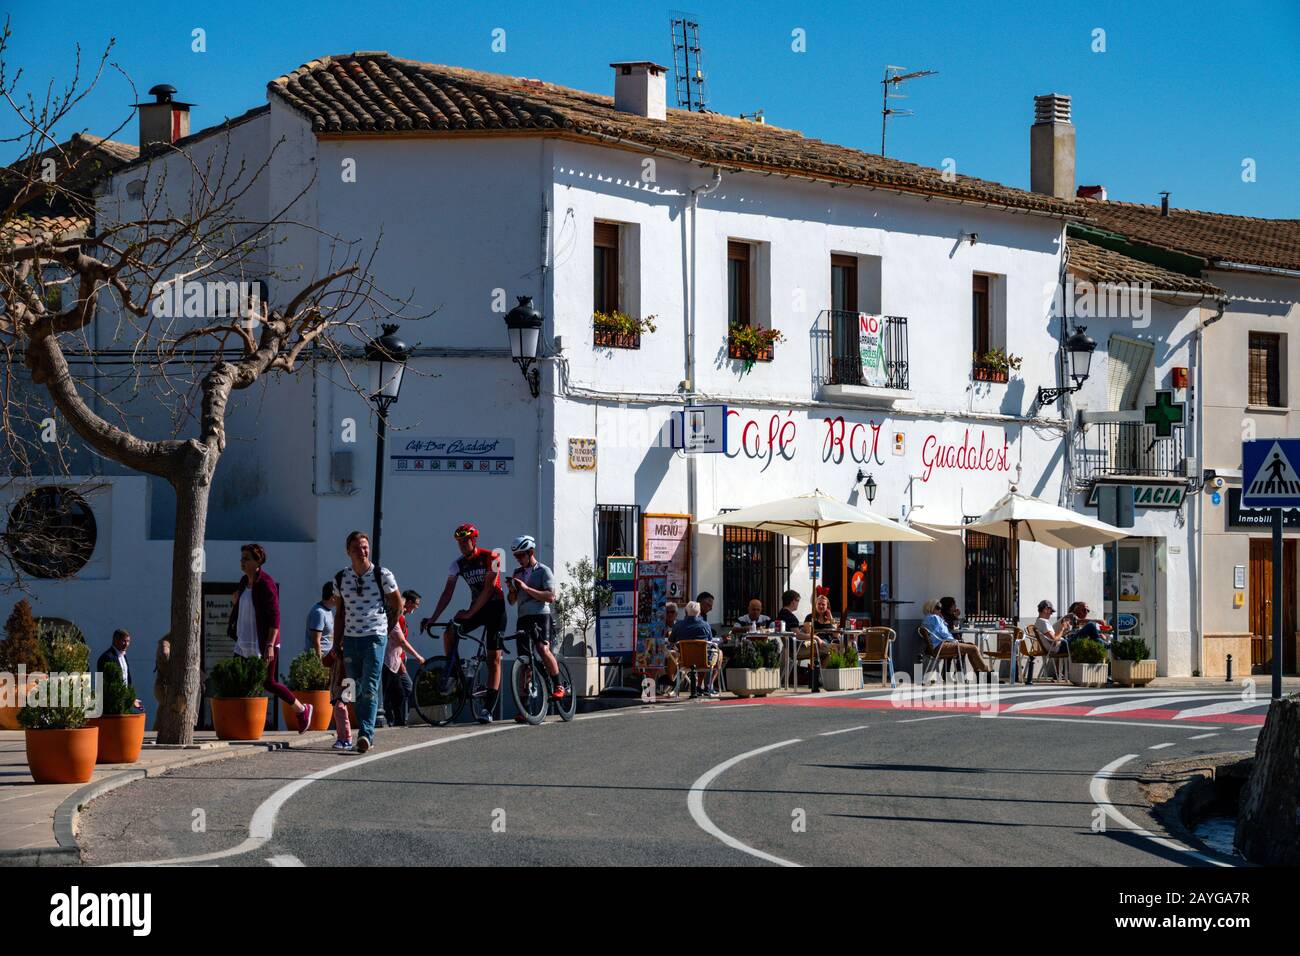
(412, 620, 498, 726)
(510, 622, 577, 725)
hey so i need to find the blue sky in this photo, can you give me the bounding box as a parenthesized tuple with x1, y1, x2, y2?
(5, 0, 1298, 216)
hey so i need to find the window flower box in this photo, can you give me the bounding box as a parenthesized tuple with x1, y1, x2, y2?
(593, 311, 655, 350)
(728, 325, 784, 369)
(971, 364, 1009, 384)
(972, 348, 1021, 384)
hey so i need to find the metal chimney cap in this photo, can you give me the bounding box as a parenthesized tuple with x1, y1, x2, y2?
(148, 84, 177, 103)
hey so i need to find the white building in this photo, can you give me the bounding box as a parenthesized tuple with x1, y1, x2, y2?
(8, 53, 1230, 717)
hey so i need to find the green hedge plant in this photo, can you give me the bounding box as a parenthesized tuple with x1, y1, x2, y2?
(287, 651, 330, 692)
(42, 628, 89, 675)
(209, 656, 267, 698)
(1070, 637, 1107, 665)
(99, 662, 138, 716)
(825, 647, 860, 670)
(18, 674, 89, 729)
(1111, 637, 1151, 662)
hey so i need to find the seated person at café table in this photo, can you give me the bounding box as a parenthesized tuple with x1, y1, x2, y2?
(734, 598, 772, 632)
(922, 597, 994, 674)
(662, 602, 681, 689)
(1032, 599, 1071, 652)
(1066, 601, 1109, 647)
(777, 590, 801, 633)
(671, 600, 722, 695)
(800, 593, 841, 661)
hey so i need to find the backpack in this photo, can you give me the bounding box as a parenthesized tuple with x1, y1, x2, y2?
(335, 565, 397, 632)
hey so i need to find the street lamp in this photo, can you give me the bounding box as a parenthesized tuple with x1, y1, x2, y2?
(365, 323, 410, 567)
(504, 295, 543, 398)
(856, 470, 878, 504)
(1036, 325, 1097, 407)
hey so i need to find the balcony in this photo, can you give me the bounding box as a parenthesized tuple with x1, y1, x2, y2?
(813, 310, 910, 406)
(1075, 420, 1189, 481)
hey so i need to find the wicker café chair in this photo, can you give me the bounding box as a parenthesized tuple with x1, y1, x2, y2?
(859, 627, 896, 686)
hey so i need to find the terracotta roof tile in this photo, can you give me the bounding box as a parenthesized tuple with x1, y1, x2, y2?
(1079, 198, 1300, 273)
(270, 52, 1079, 218)
(1066, 237, 1225, 296)
(0, 214, 89, 247)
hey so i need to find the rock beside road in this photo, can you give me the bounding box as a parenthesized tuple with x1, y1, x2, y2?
(1236, 695, 1300, 865)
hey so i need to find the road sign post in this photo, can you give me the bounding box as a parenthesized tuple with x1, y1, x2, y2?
(1241, 439, 1300, 699)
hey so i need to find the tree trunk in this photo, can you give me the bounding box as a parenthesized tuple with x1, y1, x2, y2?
(154, 465, 216, 745)
(1235, 695, 1300, 865)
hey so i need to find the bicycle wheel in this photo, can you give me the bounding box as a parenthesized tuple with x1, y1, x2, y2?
(553, 660, 577, 721)
(469, 658, 496, 722)
(413, 656, 465, 727)
(511, 656, 547, 725)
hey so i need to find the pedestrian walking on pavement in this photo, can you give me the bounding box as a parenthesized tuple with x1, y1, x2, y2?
(333, 531, 403, 753)
(382, 590, 425, 727)
(229, 544, 314, 732)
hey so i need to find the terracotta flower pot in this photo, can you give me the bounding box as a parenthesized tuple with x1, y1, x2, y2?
(87, 713, 146, 764)
(211, 696, 268, 740)
(25, 726, 99, 784)
(280, 689, 331, 731)
(0, 679, 39, 731)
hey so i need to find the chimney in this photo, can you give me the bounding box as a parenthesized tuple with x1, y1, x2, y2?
(610, 62, 668, 120)
(1159, 191, 1170, 216)
(135, 84, 192, 149)
(1030, 93, 1075, 200)
(1076, 185, 1107, 201)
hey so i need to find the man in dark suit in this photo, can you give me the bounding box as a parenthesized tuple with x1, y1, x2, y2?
(97, 629, 141, 710)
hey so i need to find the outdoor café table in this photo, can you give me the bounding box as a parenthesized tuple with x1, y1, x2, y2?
(956, 627, 1018, 681)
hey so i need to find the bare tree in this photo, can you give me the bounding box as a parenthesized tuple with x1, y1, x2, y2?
(0, 24, 417, 743)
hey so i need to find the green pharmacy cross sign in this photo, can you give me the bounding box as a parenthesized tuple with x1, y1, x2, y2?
(1144, 390, 1184, 439)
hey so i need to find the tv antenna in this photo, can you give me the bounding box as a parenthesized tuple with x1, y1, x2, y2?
(880, 65, 937, 156)
(670, 13, 708, 111)
(740, 109, 765, 123)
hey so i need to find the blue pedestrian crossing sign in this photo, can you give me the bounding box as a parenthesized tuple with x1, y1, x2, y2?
(1242, 439, 1300, 509)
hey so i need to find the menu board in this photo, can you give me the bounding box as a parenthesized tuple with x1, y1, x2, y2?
(200, 583, 238, 729)
(635, 561, 670, 675)
(641, 513, 691, 602)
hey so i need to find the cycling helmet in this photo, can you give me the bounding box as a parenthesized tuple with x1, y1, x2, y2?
(453, 523, 479, 540)
(511, 534, 536, 554)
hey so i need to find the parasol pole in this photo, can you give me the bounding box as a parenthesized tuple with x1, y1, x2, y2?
(811, 523, 823, 693)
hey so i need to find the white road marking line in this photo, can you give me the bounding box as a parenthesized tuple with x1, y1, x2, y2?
(687, 739, 802, 868)
(266, 854, 304, 867)
(897, 714, 968, 723)
(108, 723, 522, 867)
(1174, 700, 1268, 720)
(1004, 693, 1129, 713)
(818, 725, 870, 736)
(1188, 733, 1219, 740)
(1236, 724, 1261, 731)
(997, 715, 1226, 731)
(1087, 694, 1243, 716)
(1090, 754, 1232, 867)
(1149, 743, 1175, 750)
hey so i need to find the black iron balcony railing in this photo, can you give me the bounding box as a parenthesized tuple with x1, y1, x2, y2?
(813, 310, 909, 390)
(1075, 421, 1187, 480)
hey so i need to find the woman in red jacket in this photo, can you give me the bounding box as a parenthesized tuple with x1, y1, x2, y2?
(229, 543, 313, 732)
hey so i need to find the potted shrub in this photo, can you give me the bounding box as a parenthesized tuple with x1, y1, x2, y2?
(593, 310, 656, 350)
(821, 646, 864, 691)
(1068, 637, 1109, 687)
(0, 601, 48, 730)
(971, 348, 1022, 384)
(728, 324, 785, 371)
(1111, 637, 1157, 687)
(88, 662, 146, 764)
(723, 640, 780, 698)
(209, 656, 268, 740)
(284, 651, 332, 731)
(18, 674, 98, 784)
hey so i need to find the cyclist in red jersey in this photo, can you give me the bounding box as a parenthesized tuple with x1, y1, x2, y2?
(421, 524, 508, 722)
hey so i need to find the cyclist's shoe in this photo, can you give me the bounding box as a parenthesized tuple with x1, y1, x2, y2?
(356, 736, 371, 753)
(549, 684, 567, 702)
(332, 738, 353, 751)
(477, 712, 494, 725)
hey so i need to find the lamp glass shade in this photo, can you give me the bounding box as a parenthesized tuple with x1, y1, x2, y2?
(864, 475, 877, 503)
(364, 324, 410, 403)
(1065, 326, 1097, 385)
(504, 295, 544, 360)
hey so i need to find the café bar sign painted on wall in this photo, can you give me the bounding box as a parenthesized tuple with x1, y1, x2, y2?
(392, 437, 514, 476)
(1086, 482, 1186, 510)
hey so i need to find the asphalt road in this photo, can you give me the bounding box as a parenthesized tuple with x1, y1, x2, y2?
(79, 685, 1265, 867)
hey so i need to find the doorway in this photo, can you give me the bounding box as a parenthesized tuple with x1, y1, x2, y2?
(1103, 539, 1155, 647)
(1249, 538, 1297, 673)
(823, 541, 882, 627)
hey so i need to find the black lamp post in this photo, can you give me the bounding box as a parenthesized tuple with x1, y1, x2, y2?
(1036, 325, 1097, 407)
(504, 295, 543, 398)
(365, 324, 410, 568)
(856, 470, 878, 504)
